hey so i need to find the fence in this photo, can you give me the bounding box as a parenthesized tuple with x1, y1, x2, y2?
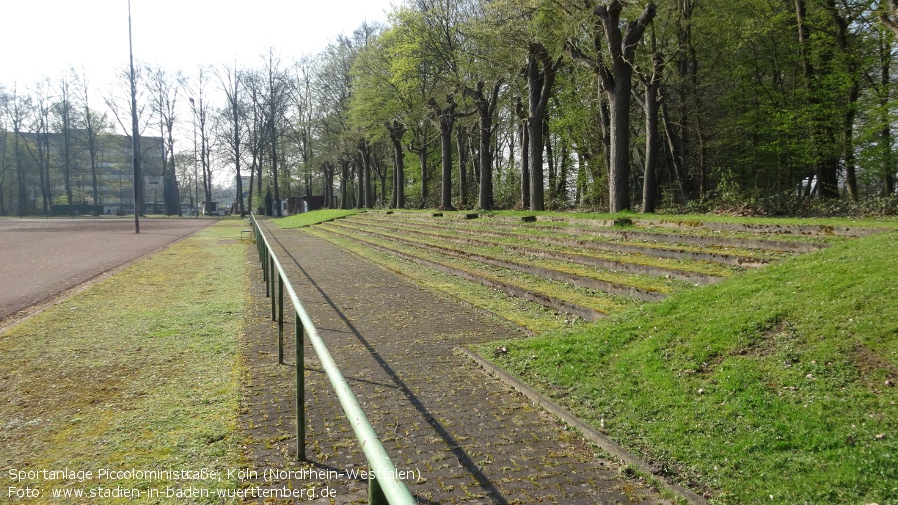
(249, 214, 416, 505)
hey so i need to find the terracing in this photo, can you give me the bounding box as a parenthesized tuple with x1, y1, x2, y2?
(301, 210, 879, 329)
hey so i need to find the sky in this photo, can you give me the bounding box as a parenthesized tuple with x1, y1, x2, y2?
(1, 0, 398, 86)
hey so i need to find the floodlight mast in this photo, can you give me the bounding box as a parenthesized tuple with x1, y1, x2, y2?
(128, 0, 141, 233)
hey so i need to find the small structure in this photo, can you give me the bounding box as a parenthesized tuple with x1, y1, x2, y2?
(288, 195, 327, 214)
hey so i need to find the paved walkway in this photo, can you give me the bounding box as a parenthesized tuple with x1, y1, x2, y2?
(240, 222, 669, 504)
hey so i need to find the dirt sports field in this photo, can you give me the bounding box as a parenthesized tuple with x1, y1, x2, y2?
(0, 218, 213, 326)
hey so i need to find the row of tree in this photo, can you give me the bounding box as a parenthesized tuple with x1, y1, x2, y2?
(4, 0, 898, 218)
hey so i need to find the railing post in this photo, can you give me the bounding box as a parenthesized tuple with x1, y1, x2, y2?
(368, 473, 387, 505)
(295, 312, 306, 461)
(262, 247, 270, 296)
(270, 259, 277, 321)
(278, 276, 284, 364)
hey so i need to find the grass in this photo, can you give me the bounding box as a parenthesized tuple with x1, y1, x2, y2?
(317, 222, 638, 317)
(458, 208, 898, 229)
(477, 230, 898, 504)
(0, 220, 248, 504)
(304, 226, 576, 334)
(274, 208, 362, 228)
(354, 213, 788, 261)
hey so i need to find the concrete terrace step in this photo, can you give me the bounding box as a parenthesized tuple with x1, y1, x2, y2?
(318, 223, 611, 321)
(349, 214, 771, 269)
(381, 211, 836, 253)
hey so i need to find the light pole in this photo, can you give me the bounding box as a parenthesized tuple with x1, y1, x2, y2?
(128, 0, 140, 233)
(189, 97, 198, 218)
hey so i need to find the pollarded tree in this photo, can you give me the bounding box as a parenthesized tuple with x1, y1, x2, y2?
(428, 93, 474, 209)
(464, 79, 503, 209)
(412, 0, 473, 209)
(360, 6, 441, 208)
(485, 0, 567, 211)
(525, 41, 563, 211)
(349, 23, 418, 209)
(635, 52, 664, 213)
(594, 0, 656, 212)
(457, 0, 513, 210)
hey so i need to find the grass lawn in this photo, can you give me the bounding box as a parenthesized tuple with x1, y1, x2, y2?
(273, 209, 362, 229)
(0, 220, 248, 504)
(487, 209, 898, 229)
(478, 230, 898, 504)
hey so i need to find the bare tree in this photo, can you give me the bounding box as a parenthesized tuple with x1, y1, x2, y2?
(243, 68, 269, 213)
(216, 63, 247, 216)
(187, 66, 214, 212)
(74, 68, 112, 215)
(148, 66, 183, 215)
(262, 49, 290, 216)
(53, 74, 78, 211)
(23, 80, 54, 215)
(105, 64, 153, 214)
(3, 85, 31, 216)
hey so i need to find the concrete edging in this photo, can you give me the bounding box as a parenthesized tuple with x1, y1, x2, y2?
(457, 346, 710, 505)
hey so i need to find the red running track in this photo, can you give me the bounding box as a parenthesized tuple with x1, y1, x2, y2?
(0, 218, 214, 325)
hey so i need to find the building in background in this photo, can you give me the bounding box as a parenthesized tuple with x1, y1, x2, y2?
(1, 131, 166, 216)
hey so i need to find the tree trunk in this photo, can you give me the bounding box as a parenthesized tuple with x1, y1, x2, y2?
(595, 0, 656, 213)
(466, 80, 502, 210)
(641, 53, 663, 213)
(340, 158, 349, 209)
(388, 121, 406, 209)
(880, 37, 896, 196)
(526, 43, 563, 211)
(418, 145, 429, 208)
(457, 124, 468, 208)
(795, 0, 839, 199)
(843, 80, 859, 201)
(429, 95, 462, 211)
(606, 89, 630, 212)
(14, 128, 27, 216)
(270, 128, 281, 216)
(516, 97, 530, 209)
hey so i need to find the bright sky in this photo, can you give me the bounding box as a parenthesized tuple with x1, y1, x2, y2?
(1, 0, 397, 86)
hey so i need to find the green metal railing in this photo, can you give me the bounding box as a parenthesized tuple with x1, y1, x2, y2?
(249, 214, 416, 505)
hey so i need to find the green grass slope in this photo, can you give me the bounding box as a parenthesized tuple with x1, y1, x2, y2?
(274, 209, 362, 228)
(482, 230, 898, 504)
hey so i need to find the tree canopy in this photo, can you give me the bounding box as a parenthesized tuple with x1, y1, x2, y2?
(2, 0, 897, 216)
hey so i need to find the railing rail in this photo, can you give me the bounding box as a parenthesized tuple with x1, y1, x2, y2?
(249, 213, 415, 505)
